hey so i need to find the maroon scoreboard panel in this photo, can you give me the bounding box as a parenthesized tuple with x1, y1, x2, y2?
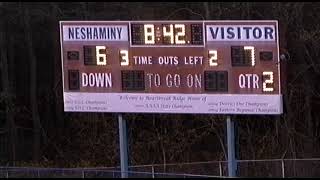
(60, 20, 282, 115)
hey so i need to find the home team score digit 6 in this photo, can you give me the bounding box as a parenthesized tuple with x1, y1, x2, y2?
(89, 45, 129, 66)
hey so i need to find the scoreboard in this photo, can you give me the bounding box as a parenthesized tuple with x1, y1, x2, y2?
(60, 20, 283, 115)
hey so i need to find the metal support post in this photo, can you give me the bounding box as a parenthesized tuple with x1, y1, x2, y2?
(118, 114, 129, 178)
(227, 116, 237, 177)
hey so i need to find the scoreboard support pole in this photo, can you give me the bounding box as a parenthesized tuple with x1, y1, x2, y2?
(227, 115, 238, 177)
(118, 114, 129, 178)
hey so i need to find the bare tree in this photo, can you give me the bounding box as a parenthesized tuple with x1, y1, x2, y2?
(50, 3, 64, 129)
(0, 2, 17, 165)
(22, 3, 41, 162)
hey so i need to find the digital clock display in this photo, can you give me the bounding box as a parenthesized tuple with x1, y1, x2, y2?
(131, 23, 203, 46)
(60, 20, 283, 114)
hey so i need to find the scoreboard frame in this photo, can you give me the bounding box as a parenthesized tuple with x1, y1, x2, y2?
(60, 20, 283, 115)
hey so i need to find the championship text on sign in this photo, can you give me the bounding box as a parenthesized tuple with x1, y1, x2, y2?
(60, 20, 283, 115)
